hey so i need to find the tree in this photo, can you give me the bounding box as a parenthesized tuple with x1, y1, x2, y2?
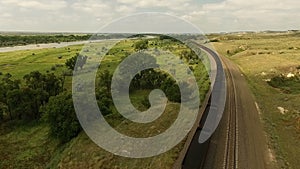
(42, 92, 81, 143)
(161, 77, 181, 102)
(96, 87, 112, 116)
(0, 103, 7, 121)
(134, 40, 149, 51)
(0, 72, 62, 121)
(98, 70, 112, 94)
(7, 89, 23, 120)
(1, 74, 20, 120)
(65, 53, 88, 71)
(44, 73, 63, 96)
(96, 70, 113, 116)
(65, 55, 77, 71)
(113, 53, 159, 93)
(23, 71, 45, 90)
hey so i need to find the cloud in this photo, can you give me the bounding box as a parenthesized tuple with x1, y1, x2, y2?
(117, 0, 191, 10)
(180, 0, 300, 32)
(1, 0, 67, 10)
(0, 0, 299, 32)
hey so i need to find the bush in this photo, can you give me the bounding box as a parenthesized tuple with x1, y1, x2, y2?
(134, 40, 149, 51)
(42, 92, 81, 143)
(0, 104, 6, 120)
(209, 39, 220, 42)
(141, 96, 151, 109)
(55, 64, 64, 68)
(51, 66, 56, 71)
(268, 75, 300, 94)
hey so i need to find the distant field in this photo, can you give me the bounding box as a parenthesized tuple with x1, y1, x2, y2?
(0, 44, 82, 79)
(211, 32, 300, 168)
(0, 36, 210, 169)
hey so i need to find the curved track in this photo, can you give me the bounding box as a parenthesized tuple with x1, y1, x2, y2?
(176, 42, 272, 169)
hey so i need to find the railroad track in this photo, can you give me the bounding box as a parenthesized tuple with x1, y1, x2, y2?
(175, 42, 239, 169)
(221, 57, 239, 169)
(179, 42, 268, 169)
(176, 42, 227, 169)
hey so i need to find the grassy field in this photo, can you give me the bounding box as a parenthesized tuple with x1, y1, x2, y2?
(0, 45, 82, 79)
(0, 36, 210, 169)
(210, 32, 300, 168)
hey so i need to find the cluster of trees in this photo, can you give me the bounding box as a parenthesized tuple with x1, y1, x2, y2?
(0, 51, 91, 142)
(89, 33, 131, 40)
(0, 33, 139, 47)
(0, 35, 91, 47)
(0, 72, 63, 121)
(130, 34, 200, 41)
(0, 71, 83, 143)
(104, 53, 193, 105)
(42, 92, 81, 143)
(134, 40, 149, 51)
(180, 49, 199, 63)
(131, 69, 182, 102)
(65, 53, 88, 71)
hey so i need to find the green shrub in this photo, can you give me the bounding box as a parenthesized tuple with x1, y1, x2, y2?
(42, 92, 81, 143)
(50, 66, 56, 71)
(268, 75, 300, 94)
(141, 96, 151, 109)
(209, 39, 220, 42)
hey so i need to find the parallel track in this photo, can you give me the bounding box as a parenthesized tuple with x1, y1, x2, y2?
(221, 57, 239, 169)
(177, 42, 239, 169)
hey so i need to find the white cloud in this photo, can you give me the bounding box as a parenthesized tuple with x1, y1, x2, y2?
(117, 0, 192, 11)
(1, 0, 67, 10)
(0, 0, 299, 32)
(180, 0, 300, 32)
(72, 1, 110, 14)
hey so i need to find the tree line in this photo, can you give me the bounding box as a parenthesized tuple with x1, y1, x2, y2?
(0, 33, 135, 47)
(0, 35, 91, 47)
(0, 53, 88, 143)
(0, 72, 63, 121)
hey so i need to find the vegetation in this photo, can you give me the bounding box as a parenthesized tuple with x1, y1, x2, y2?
(134, 39, 149, 51)
(268, 75, 300, 94)
(65, 53, 88, 71)
(210, 31, 300, 169)
(42, 92, 81, 143)
(0, 34, 91, 47)
(0, 33, 134, 47)
(0, 34, 210, 168)
(0, 71, 63, 121)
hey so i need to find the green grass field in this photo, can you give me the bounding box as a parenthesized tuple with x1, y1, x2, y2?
(0, 37, 210, 169)
(0, 44, 82, 79)
(211, 32, 300, 169)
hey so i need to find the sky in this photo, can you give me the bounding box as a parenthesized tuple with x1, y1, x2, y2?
(0, 0, 299, 33)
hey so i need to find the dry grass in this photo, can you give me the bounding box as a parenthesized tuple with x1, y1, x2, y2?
(211, 32, 300, 168)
